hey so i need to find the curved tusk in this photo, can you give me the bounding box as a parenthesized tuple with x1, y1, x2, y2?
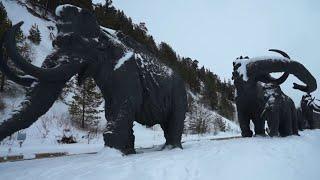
(4, 21, 87, 83)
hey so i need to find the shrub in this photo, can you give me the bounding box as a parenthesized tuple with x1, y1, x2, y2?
(28, 23, 41, 45)
(188, 104, 211, 134)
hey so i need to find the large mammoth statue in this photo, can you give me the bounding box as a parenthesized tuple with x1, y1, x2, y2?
(232, 50, 317, 137)
(300, 94, 320, 129)
(0, 5, 187, 154)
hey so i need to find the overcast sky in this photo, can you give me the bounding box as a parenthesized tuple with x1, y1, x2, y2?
(95, 0, 320, 105)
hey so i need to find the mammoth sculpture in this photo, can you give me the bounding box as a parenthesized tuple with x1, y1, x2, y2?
(300, 94, 320, 129)
(232, 50, 317, 137)
(0, 5, 187, 154)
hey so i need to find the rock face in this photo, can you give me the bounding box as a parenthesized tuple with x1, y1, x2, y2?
(0, 5, 187, 154)
(232, 50, 317, 137)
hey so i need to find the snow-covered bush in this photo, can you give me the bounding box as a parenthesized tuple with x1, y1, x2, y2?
(57, 128, 77, 144)
(187, 104, 211, 134)
(213, 115, 226, 133)
(28, 23, 41, 45)
(36, 118, 50, 139)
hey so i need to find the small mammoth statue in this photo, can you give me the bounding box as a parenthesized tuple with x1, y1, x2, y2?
(232, 49, 317, 137)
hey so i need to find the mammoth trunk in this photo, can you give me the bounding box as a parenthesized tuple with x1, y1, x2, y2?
(0, 83, 64, 141)
(246, 59, 317, 93)
(4, 22, 87, 83)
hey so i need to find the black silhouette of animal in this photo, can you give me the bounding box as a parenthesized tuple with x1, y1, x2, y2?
(0, 5, 187, 154)
(300, 94, 320, 129)
(232, 50, 317, 137)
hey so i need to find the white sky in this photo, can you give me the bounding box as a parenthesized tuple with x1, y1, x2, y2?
(95, 0, 320, 105)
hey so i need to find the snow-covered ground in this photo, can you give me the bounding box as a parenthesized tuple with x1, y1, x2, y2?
(0, 122, 239, 157)
(0, 130, 319, 180)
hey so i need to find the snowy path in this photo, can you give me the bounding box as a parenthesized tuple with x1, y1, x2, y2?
(1, 130, 319, 180)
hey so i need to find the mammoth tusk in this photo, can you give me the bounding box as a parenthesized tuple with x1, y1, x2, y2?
(4, 21, 87, 83)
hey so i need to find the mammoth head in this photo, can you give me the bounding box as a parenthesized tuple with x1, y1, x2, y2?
(301, 94, 320, 113)
(232, 49, 317, 94)
(55, 4, 100, 38)
(0, 5, 107, 86)
(1, 21, 89, 85)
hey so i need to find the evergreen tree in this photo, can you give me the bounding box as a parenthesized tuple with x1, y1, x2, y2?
(218, 93, 234, 120)
(68, 77, 103, 130)
(202, 72, 218, 110)
(28, 24, 41, 45)
(158, 42, 178, 67)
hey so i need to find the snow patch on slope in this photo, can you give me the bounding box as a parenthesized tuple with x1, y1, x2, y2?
(100, 26, 125, 47)
(114, 51, 134, 70)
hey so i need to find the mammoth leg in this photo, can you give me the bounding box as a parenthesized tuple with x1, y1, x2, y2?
(279, 109, 293, 137)
(253, 118, 265, 136)
(267, 107, 280, 137)
(161, 109, 185, 149)
(0, 82, 64, 141)
(161, 81, 186, 149)
(291, 107, 299, 135)
(103, 99, 136, 155)
(238, 110, 253, 137)
(296, 109, 305, 131)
